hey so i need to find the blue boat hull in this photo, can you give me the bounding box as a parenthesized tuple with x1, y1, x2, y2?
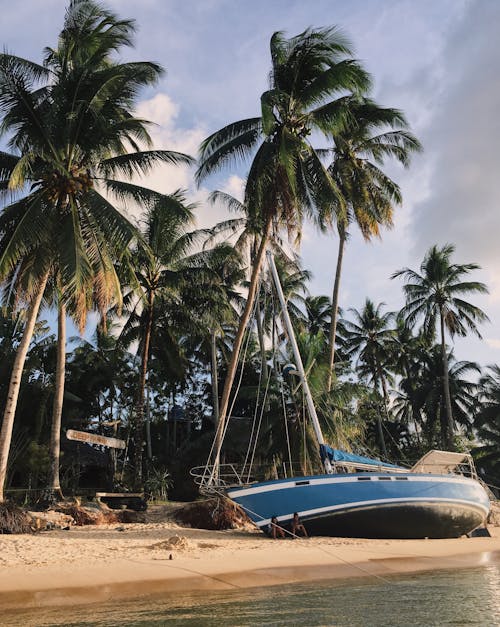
(226, 473, 490, 539)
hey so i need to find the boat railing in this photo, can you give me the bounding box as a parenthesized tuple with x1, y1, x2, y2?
(190, 464, 248, 493)
(190, 461, 321, 493)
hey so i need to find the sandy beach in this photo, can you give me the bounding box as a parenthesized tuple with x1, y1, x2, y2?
(0, 511, 498, 611)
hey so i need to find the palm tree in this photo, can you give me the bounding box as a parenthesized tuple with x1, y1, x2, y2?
(207, 190, 310, 387)
(411, 346, 480, 448)
(325, 98, 421, 391)
(389, 316, 429, 441)
(0, 0, 192, 501)
(303, 295, 331, 336)
(392, 244, 488, 449)
(474, 366, 500, 488)
(183, 244, 245, 425)
(341, 299, 394, 456)
(119, 191, 204, 487)
(196, 28, 371, 467)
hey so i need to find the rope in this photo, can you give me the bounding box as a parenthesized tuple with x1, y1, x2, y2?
(246, 365, 273, 483)
(208, 485, 393, 585)
(381, 419, 411, 466)
(278, 361, 293, 478)
(202, 293, 260, 486)
(245, 305, 285, 482)
(482, 480, 500, 493)
(241, 352, 263, 474)
(242, 282, 268, 476)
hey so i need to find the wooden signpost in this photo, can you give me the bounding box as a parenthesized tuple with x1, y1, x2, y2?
(66, 429, 126, 450)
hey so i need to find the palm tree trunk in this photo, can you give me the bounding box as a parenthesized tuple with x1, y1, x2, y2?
(212, 217, 272, 470)
(255, 292, 268, 385)
(145, 384, 152, 460)
(440, 307, 454, 449)
(326, 230, 346, 392)
(0, 271, 49, 502)
(47, 299, 66, 501)
(210, 329, 219, 424)
(134, 292, 154, 490)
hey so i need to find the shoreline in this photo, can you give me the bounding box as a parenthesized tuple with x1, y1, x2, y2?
(0, 523, 498, 611)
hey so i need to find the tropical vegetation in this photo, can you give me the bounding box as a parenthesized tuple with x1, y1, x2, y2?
(0, 1, 498, 505)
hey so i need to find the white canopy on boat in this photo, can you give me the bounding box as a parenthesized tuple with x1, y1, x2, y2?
(411, 450, 473, 474)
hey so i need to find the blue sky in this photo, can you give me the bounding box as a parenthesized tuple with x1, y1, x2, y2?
(1, 0, 499, 367)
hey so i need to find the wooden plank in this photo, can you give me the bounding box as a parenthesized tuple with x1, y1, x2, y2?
(95, 492, 143, 498)
(66, 429, 126, 449)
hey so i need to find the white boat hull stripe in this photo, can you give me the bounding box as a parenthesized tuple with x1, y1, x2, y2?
(228, 474, 479, 498)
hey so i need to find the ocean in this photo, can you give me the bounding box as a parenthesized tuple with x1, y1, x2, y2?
(3, 564, 499, 626)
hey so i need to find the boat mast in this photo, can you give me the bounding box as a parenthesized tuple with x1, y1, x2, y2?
(267, 251, 333, 474)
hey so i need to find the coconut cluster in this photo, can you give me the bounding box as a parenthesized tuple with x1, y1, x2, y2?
(44, 165, 93, 201)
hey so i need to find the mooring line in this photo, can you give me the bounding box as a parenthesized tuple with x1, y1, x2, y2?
(208, 488, 394, 586)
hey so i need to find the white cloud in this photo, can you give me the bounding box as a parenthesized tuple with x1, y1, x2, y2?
(222, 175, 245, 202)
(133, 92, 206, 196)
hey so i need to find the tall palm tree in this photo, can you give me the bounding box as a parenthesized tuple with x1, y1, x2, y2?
(119, 191, 203, 487)
(207, 190, 310, 387)
(197, 28, 371, 467)
(341, 299, 394, 456)
(325, 98, 421, 391)
(393, 244, 488, 449)
(205, 190, 288, 385)
(184, 244, 245, 425)
(0, 0, 192, 501)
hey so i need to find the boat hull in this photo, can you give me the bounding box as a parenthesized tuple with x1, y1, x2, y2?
(226, 473, 490, 539)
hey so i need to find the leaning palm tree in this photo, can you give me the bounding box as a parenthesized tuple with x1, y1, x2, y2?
(392, 244, 488, 449)
(0, 0, 192, 501)
(325, 98, 421, 391)
(206, 190, 304, 384)
(341, 299, 394, 457)
(196, 28, 371, 467)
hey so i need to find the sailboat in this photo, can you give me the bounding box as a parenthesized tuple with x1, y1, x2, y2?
(192, 252, 491, 539)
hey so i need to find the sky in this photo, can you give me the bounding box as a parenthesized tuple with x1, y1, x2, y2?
(1, 0, 499, 368)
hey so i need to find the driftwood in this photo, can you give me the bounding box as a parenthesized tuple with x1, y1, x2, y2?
(171, 497, 251, 530)
(0, 502, 35, 534)
(53, 503, 145, 525)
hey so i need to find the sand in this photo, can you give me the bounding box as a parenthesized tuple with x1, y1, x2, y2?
(0, 514, 499, 611)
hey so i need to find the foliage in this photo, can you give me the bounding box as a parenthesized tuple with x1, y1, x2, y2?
(144, 466, 172, 501)
(0, 3, 497, 500)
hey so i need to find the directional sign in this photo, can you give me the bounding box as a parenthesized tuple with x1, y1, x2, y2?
(66, 429, 126, 449)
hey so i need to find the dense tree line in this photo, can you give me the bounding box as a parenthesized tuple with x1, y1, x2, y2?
(0, 1, 498, 503)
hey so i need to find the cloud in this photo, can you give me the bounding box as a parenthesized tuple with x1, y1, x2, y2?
(222, 175, 245, 202)
(410, 1, 500, 268)
(135, 93, 206, 195)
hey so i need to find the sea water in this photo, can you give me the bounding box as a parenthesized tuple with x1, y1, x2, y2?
(3, 564, 499, 626)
